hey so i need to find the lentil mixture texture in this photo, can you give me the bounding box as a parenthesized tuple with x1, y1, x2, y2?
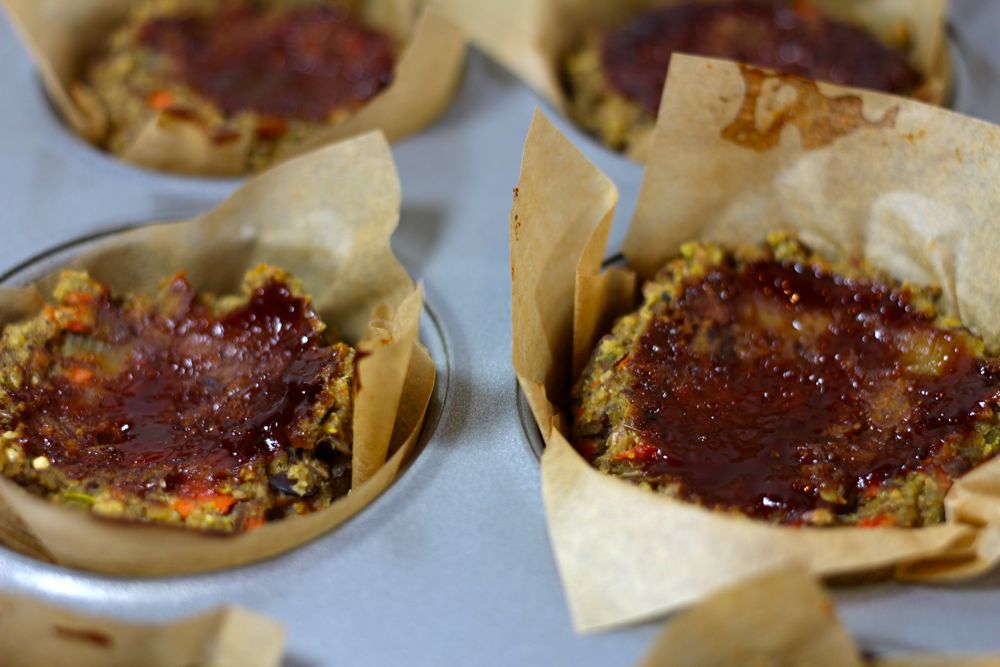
(0, 265, 355, 533)
(86, 0, 397, 171)
(563, 0, 924, 152)
(570, 235, 1000, 527)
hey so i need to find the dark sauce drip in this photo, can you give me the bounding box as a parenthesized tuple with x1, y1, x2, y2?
(13, 278, 344, 496)
(624, 260, 1000, 522)
(140, 5, 395, 121)
(601, 2, 924, 115)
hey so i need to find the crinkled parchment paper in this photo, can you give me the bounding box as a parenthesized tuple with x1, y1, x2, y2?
(0, 131, 436, 575)
(879, 659, 1000, 667)
(638, 566, 1000, 667)
(0, 592, 285, 667)
(0, 0, 465, 176)
(437, 0, 948, 160)
(511, 53, 1000, 632)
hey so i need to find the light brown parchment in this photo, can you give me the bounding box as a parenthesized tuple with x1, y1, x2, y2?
(0, 0, 465, 176)
(878, 659, 1000, 667)
(638, 566, 865, 667)
(511, 53, 1000, 631)
(0, 592, 285, 667)
(0, 131, 436, 575)
(638, 566, 1000, 667)
(437, 0, 948, 160)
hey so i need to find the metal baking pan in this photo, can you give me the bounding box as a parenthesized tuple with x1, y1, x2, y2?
(2, 1, 1000, 663)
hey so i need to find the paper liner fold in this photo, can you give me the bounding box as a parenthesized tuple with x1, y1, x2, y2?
(0, 131, 435, 575)
(0, 0, 465, 176)
(437, 0, 949, 161)
(541, 420, 971, 632)
(638, 566, 1000, 667)
(0, 592, 285, 667)
(638, 567, 864, 667)
(512, 53, 1000, 632)
(877, 659, 1000, 667)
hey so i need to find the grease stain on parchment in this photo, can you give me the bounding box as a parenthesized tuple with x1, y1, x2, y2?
(722, 66, 899, 151)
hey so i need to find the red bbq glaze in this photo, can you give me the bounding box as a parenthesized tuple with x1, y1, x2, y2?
(624, 260, 1000, 522)
(11, 277, 346, 496)
(141, 5, 395, 121)
(601, 2, 924, 115)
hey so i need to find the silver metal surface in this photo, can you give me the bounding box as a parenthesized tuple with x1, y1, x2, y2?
(2, 2, 1000, 664)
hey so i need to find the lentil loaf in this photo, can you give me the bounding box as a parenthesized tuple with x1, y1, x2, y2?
(562, 1, 925, 152)
(86, 0, 397, 171)
(0, 265, 355, 532)
(570, 234, 1000, 527)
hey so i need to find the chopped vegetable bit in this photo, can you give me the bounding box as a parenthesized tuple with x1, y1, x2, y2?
(611, 443, 659, 462)
(148, 89, 175, 110)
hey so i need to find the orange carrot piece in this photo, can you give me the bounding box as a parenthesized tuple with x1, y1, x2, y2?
(857, 515, 894, 528)
(210, 494, 236, 514)
(69, 367, 94, 385)
(148, 89, 174, 111)
(63, 291, 95, 306)
(611, 443, 659, 462)
(243, 515, 266, 531)
(173, 498, 195, 519)
(256, 117, 288, 140)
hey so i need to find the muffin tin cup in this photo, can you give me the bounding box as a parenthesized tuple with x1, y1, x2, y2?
(0, 133, 444, 576)
(512, 53, 1000, 631)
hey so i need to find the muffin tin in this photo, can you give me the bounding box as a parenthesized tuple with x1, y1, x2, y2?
(2, 2, 1000, 664)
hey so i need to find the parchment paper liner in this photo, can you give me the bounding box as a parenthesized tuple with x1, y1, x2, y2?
(878, 659, 1000, 667)
(437, 0, 949, 161)
(0, 592, 285, 667)
(0, 131, 436, 576)
(0, 0, 465, 176)
(511, 54, 1000, 632)
(638, 565, 1000, 667)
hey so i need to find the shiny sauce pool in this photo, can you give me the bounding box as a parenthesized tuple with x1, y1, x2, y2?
(624, 260, 1000, 522)
(140, 5, 395, 121)
(12, 277, 346, 496)
(601, 2, 924, 116)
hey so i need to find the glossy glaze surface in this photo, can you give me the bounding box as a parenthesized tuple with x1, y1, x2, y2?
(626, 259, 999, 522)
(141, 5, 395, 121)
(603, 2, 923, 114)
